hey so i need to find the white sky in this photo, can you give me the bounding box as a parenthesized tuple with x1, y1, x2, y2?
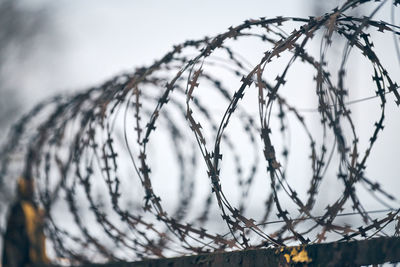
(13, 0, 343, 104)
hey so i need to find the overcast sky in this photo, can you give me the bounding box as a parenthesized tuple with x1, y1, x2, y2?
(7, 1, 345, 104)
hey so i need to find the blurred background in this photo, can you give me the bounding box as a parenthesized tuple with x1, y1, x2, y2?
(0, 0, 399, 263)
(0, 0, 349, 140)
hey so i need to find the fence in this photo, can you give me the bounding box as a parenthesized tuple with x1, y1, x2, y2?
(1, 0, 400, 265)
(72, 237, 400, 266)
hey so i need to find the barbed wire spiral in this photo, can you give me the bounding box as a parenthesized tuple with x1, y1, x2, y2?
(1, 0, 400, 264)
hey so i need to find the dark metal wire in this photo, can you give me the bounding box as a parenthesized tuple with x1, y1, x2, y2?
(1, 0, 400, 264)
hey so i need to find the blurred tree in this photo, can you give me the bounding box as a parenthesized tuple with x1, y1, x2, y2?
(2, 178, 49, 267)
(0, 0, 50, 140)
(0, 1, 53, 264)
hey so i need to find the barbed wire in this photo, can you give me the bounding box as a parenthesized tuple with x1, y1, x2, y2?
(1, 0, 400, 264)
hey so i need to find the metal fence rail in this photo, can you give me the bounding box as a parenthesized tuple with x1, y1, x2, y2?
(67, 237, 400, 267)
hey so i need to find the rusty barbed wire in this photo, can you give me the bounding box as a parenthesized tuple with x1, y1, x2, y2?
(1, 0, 400, 264)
